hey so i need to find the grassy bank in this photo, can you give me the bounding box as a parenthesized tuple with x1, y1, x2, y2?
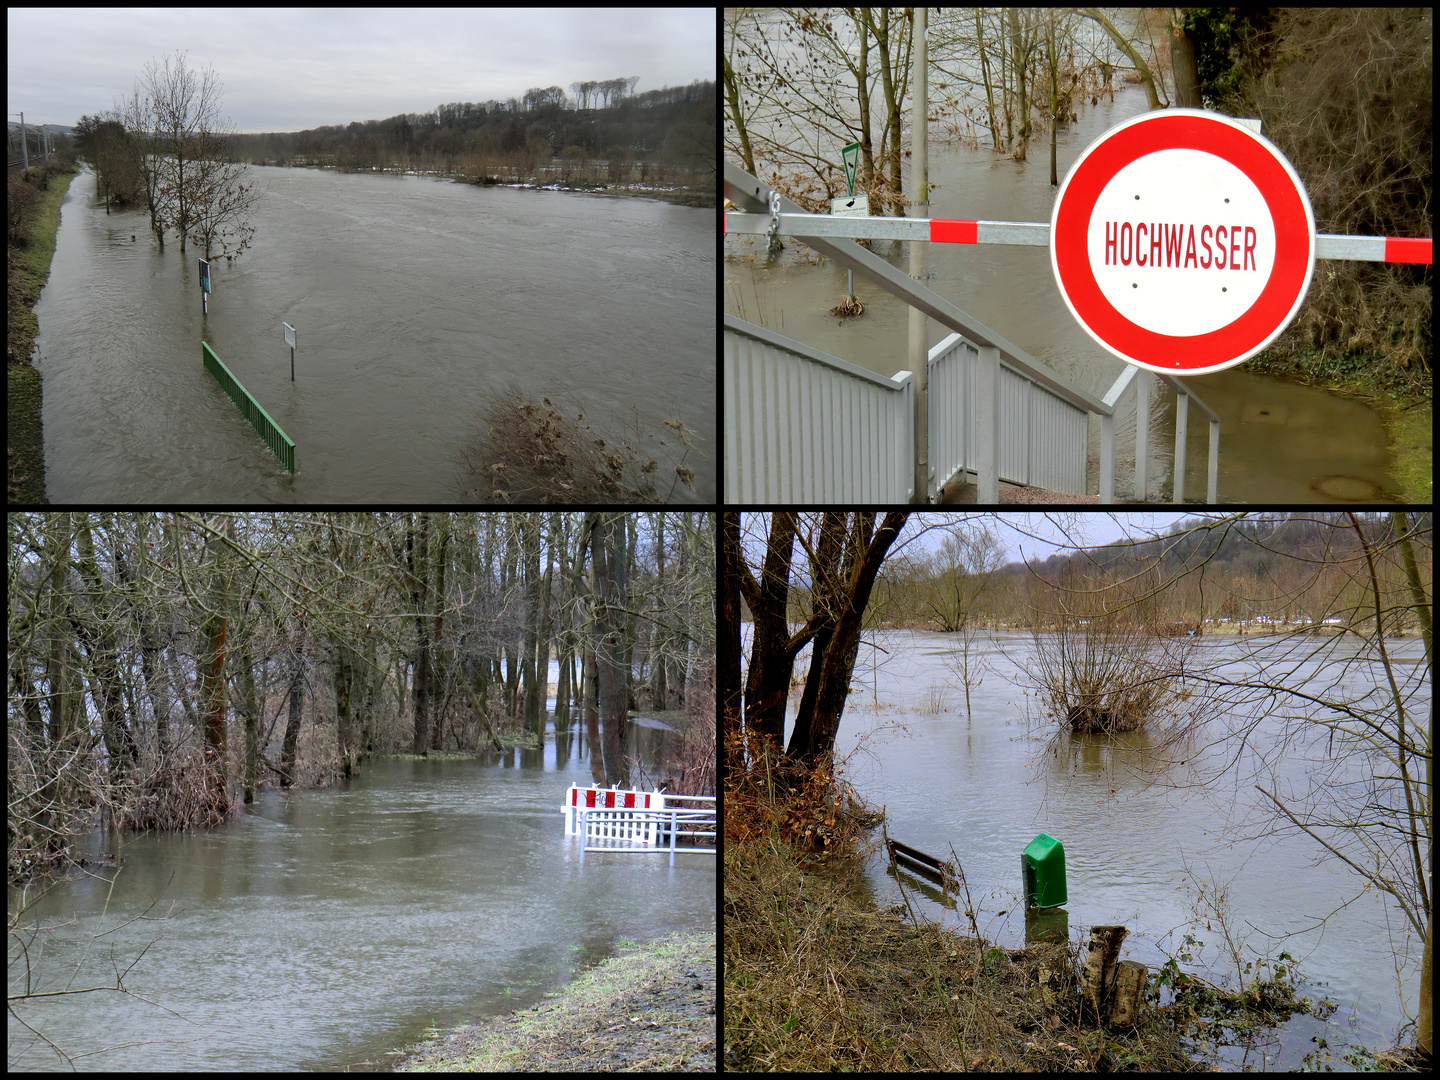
(8, 162, 80, 504)
(396, 929, 715, 1071)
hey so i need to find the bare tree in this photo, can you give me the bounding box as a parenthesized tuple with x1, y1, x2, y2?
(181, 129, 262, 260)
(142, 51, 228, 254)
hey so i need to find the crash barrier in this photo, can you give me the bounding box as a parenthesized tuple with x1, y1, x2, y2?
(886, 837, 958, 885)
(579, 805, 717, 867)
(562, 784, 666, 844)
(202, 341, 296, 474)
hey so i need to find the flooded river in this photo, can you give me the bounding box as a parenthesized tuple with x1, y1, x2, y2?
(724, 86, 1399, 502)
(35, 166, 714, 502)
(792, 629, 1425, 1068)
(7, 743, 715, 1070)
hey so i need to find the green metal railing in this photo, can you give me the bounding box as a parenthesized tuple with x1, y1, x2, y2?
(201, 341, 296, 474)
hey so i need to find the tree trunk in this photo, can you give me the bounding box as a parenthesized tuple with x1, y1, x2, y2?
(1082, 925, 1129, 1018)
(583, 642, 604, 785)
(199, 515, 231, 801)
(239, 637, 259, 803)
(720, 513, 744, 734)
(786, 513, 909, 771)
(408, 512, 433, 755)
(592, 512, 630, 789)
(741, 512, 798, 748)
(1169, 12, 1202, 108)
(522, 513, 542, 732)
(280, 650, 303, 787)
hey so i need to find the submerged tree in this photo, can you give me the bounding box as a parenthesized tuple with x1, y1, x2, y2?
(134, 50, 263, 257)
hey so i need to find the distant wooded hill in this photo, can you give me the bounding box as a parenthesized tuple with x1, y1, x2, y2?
(751, 512, 1430, 631)
(225, 79, 715, 171)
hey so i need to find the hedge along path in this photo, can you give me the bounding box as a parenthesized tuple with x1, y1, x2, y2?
(9, 165, 82, 504)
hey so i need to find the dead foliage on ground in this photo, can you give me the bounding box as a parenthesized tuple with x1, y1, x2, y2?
(456, 389, 697, 504)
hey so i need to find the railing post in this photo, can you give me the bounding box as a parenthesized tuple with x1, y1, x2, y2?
(1133, 370, 1151, 501)
(976, 345, 1000, 503)
(1208, 419, 1220, 503)
(1100, 412, 1115, 503)
(1173, 389, 1189, 503)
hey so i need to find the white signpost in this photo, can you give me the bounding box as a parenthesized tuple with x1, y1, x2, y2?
(1051, 109, 1316, 375)
(835, 141, 866, 298)
(282, 321, 297, 381)
(198, 258, 211, 315)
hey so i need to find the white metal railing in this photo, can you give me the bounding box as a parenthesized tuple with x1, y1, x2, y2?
(724, 161, 1221, 503)
(928, 333, 1088, 495)
(579, 806, 717, 866)
(725, 315, 914, 501)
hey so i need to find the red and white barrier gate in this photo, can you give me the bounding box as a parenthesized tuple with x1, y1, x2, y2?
(562, 784, 665, 845)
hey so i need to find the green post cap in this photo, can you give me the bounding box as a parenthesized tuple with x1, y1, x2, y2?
(1022, 832, 1067, 909)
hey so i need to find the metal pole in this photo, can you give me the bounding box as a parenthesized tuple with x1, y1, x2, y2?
(908, 6, 929, 503)
(21, 112, 28, 171)
(291, 345, 295, 381)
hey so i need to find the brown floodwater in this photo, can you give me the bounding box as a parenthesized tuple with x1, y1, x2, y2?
(8, 740, 715, 1070)
(35, 165, 714, 502)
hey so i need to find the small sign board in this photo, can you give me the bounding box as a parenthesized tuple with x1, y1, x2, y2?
(198, 257, 211, 294)
(283, 322, 296, 349)
(831, 194, 869, 218)
(841, 141, 861, 197)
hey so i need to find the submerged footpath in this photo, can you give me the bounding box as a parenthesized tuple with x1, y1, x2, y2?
(396, 929, 715, 1072)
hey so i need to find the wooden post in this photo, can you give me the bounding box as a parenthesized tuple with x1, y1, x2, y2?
(1109, 960, 1147, 1027)
(1082, 925, 1128, 1017)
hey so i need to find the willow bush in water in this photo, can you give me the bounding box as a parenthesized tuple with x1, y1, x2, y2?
(1026, 613, 1205, 734)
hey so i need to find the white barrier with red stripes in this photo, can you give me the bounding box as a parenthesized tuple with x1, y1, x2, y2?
(562, 784, 665, 844)
(724, 209, 1433, 264)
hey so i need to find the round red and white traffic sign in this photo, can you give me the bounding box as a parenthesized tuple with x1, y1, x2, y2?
(1051, 109, 1315, 375)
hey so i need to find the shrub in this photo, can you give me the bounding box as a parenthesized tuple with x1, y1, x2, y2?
(8, 176, 38, 244)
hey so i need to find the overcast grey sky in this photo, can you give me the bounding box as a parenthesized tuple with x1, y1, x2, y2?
(7, 7, 715, 132)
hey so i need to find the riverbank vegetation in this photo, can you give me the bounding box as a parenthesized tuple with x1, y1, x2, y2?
(723, 512, 1432, 1063)
(227, 78, 715, 208)
(396, 929, 715, 1071)
(7, 512, 715, 886)
(7, 155, 79, 505)
(724, 726, 1297, 1071)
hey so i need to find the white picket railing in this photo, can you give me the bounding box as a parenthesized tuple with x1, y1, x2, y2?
(579, 804, 717, 866)
(562, 784, 666, 844)
(725, 316, 914, 502)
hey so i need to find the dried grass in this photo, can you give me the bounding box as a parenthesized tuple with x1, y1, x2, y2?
(456, 389, 697, 504)
(723, 729, 1202, 1072)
